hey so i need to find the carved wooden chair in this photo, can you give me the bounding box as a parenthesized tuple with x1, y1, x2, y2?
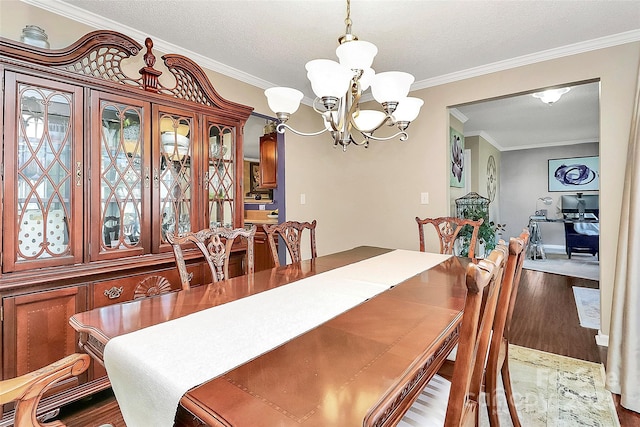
(0, 353, 90, 427)
(416, 216, 484, 258)
(263, 220, 317, 267)
(398, 243, 507, 427)
(166, 225, 257, 289)
(485, 228, 530, 427)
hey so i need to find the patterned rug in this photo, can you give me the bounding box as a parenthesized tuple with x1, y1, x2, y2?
(523, 248, 599, 281)
(479, 345, 619, 427)
(573, 286, 601, 329)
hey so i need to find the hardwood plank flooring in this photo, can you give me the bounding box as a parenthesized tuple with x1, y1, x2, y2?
(509, 269, 600, 362)
(51, 268, 639, 426)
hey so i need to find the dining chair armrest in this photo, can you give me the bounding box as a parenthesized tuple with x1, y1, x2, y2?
(0, 353, 90, 427)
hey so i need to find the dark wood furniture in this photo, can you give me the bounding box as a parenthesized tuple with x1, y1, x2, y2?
(166, 226, 257, 288)
(253, 227, 279, 272)
(399, 244, 506, 426)
(0, 29, 252, 422)
(263, 220, 317, 266)
(416, 216, 484, 258)
(485, 229, 529, 427)
(0, 354, 90, 427)
(69, 246, 468, 426)
(259, 132, 278, 189)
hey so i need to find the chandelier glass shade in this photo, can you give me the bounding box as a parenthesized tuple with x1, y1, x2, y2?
(264, 0, 423, 151)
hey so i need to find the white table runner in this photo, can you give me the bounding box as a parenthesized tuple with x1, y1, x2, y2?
(103, 249, 450, 427)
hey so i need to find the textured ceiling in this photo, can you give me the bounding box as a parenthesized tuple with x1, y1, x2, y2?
(455, 81, 600, 151)
(29, 0, 640, 151)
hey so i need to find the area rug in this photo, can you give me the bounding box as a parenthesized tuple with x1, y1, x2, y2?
(572, 286, 601, 329)
(523, 248, 599, 281)
(479, 345, 619, 427)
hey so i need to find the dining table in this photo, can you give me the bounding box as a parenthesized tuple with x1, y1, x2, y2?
(69, 246, 469, 427)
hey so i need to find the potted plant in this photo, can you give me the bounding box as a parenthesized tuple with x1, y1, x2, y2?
(457, 205, 505, 257)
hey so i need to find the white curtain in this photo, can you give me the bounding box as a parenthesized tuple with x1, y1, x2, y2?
(606, 59, 640, 412)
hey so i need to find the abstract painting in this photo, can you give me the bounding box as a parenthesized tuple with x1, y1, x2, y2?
(450, 127, 465, 188)
(548, 156, 599, 192)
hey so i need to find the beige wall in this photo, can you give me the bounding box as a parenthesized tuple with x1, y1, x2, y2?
(3, 3, 639, 336)
(464, 136, 500, 222)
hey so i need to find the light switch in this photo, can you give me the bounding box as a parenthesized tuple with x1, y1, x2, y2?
(259, 204, 265, 210)
(420, 192, 429, 205)
(300, 193, 306, 205)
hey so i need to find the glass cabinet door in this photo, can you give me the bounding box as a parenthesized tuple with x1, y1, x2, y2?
(2, 73, 83, 272)
(207, 123, 235, 228)
(91, 93, 150, 260)
(156, 107, 197, 249)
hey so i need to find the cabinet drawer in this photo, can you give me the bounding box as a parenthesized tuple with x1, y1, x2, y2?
(93, 269, 183, 308)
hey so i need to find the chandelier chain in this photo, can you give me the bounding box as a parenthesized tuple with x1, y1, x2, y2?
(345, 0, 352, 28)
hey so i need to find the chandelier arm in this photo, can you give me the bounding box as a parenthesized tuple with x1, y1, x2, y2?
(360, 130, 409, 142)
(276, 122, 329, 137)
(312, 98, 343, 133)
(311, 98, 326, 115)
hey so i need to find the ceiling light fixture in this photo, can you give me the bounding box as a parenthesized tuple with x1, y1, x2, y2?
(532, 87, 571, 105)
(264, 0, 423, 151)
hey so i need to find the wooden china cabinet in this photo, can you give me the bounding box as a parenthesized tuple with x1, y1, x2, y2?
(0, 30, 253, 421)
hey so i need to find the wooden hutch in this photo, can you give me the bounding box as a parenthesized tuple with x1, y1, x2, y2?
(0, 30, 253, 422)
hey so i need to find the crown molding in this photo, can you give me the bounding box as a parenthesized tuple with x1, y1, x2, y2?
(449, 108, 468, 124)
(500, 138, 599, 152)
(412, 29, 640, 91)
(464, 130, 598, 152)
(463, 131, 503, 152)
(20, 0, 275, 90)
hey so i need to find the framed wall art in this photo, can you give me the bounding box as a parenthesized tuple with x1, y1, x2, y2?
(449, 127, 465, 188)
(247, 161, 273, 200)
(548, 155, 599, 192)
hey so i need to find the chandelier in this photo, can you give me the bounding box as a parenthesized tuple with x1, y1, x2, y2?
(264, 0, 423, 151)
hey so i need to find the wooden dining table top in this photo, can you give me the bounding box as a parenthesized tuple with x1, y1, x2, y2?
(70, 246, 469, 427)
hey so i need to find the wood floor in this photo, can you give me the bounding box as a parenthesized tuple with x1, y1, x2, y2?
(51, 268, 639, 426)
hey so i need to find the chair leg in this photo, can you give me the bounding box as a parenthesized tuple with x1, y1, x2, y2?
(485, 361, 500, 427)
(501, 356, 522, 427)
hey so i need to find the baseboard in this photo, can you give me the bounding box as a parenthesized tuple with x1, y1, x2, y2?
(543, 244, 566, 252)
(596, 331, 609, 347)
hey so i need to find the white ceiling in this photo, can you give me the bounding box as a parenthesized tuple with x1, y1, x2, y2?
(454, 81, 600, 151)
(28, 0, 640, 151)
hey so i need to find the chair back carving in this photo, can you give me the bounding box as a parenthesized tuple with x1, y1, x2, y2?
(263, 220, 317, 267)
(0, 353, 90, 427)
(416, 216, 484, 258)
(166, 225, 256, 289)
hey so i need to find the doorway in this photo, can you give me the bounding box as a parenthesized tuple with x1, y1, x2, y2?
(450, 80, 600, 269)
